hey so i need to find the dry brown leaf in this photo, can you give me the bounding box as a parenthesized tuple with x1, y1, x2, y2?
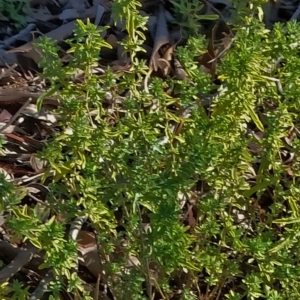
(285, 166, 295, 177)
(110, 60, 130, 73)
(7, 21, 78, 64)
(77, 231, 103, 277)
(157, 58, 171, 76)
(94, 4, 106, 25)
(58, 9, 81, 21)
(93, 0, 111, 10)
(77, 230, 97, 249)
(248, 141, 263, 155)
(0, 109, 12, 123)
(212, 30, 234, 61)
(0, 161, 37, 175)
(0, 153, 32, 163)
(23, 6, 56, 22)
(22, 104, 57, 123)
(4, 133, 40, 153)
(187, 203, 196, 228)
(0, 65, 22, 84)
(117, 40, 129, 63)
(146, 14, 157, 38)
(0, 124, 17, 134)
(0, 87, 58, 106)
(197, 23, 217, 76)
(198, 20, 232, 76)
(173, 58, 192, 83)
(0, 49, 18, 67)
(284, 127, 297, 146)
(163, 44, 173, 61)
(20, 136, 43, 150)
(220, 31, 233, 48)
(106, 34, 118, 49)
(64, 0, 88, 10)
(7, 5, 99, 64)
(150, 4, 169, 71)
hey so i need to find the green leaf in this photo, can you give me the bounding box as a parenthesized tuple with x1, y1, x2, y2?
(246, 104, 264, 132)
(273, 217, 300, 224)
(36, 85, 60, 111)
(29, 238, 42, 249)
(46, 215, 56, 226)
(12, 206, 31, 220)
(242, 180, 271, 198)
(268, 237, 292, 254)
(197, 14, 219, 21)
(257, 6, 264, 22)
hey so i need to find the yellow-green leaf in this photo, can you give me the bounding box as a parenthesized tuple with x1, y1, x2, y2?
(12, 206, 31, 220)
(246, 104, 264, 132)
(30, 238, 42, 249)
(273, 217, 300, 224)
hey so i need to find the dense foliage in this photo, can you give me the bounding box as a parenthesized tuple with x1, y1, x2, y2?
(1, 0, 300, 299)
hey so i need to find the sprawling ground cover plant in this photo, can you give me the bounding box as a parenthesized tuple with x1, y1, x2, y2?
(1, 0, 300, 299)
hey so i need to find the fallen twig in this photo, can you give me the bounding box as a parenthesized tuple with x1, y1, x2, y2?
(0, 24, 36, 50)
(0, 63, 19, 80)
(28, 270, 53, 300)
(0, 242, 38, 284)
(0, 97, 32, 134)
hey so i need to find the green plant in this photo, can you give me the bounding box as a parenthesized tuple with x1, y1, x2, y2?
(170, 0, 219, 37)
(0, 0, 29, 28)
(228, 0, 271, 24)
(2, 1, 300, 300)
(0, 136, 22, 211)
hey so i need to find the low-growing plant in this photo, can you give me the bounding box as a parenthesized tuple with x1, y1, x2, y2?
(170, 0, 219, 37)
(2, 0, 300, 299)
(0, 0, 29, 28)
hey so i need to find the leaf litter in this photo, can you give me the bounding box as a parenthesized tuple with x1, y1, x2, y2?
(1, 0, 300, 299)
